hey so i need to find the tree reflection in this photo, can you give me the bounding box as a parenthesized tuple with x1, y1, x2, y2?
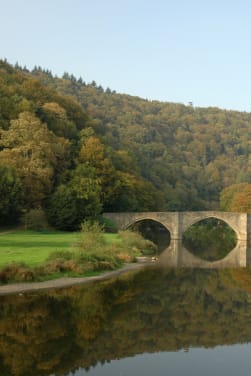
(1, 267, 251, 375)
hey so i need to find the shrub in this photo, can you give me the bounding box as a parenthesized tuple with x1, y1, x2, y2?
(118, 230, 157, 255)
(22, 208, 49, 231)
(0, 262, 32, 283)
(72, 221, 132, 268)
(15, 267, 35, 282)
(97, 216, 118, 232)
(45, 259, 83, 274)
(73, 220, 105, 252)
(47, 250, 75, 261)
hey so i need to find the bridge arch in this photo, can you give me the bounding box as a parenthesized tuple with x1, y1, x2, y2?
(180, 211, 246, 240)
(124, 216, 171, 234)
(103, 212, 180, 241)
(181, 217, 238, 263)
(125, 218, 171, 252)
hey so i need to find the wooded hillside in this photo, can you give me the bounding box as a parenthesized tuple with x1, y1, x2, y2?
(1, 59, 251, 229)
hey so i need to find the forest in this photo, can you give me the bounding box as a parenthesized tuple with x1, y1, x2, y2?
(1, 59, 251, 230)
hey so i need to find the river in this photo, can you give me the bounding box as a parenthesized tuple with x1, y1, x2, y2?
(1, 265, 251, 375)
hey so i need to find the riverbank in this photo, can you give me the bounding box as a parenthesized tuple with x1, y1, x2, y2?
(0, 228, 157, 285)
(0, 260, 153, 296)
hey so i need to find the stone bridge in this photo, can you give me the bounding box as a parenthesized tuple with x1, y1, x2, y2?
(104, 211, 251, 268)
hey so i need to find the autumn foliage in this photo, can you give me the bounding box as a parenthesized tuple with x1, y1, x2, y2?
(2, 59, 251, 228)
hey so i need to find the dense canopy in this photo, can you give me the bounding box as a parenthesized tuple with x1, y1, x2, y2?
(1, 59, 251, 228)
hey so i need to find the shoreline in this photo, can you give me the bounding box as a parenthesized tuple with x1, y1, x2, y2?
(0, 261, 152, 296)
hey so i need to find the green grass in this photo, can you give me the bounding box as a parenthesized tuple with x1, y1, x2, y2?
(0, 230, 121, 268)
(0, 230, 78, 267)
(0, 229, 155, 284)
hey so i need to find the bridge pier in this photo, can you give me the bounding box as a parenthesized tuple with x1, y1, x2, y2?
(159, 239, 182, 267)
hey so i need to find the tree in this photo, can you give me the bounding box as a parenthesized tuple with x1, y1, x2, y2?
(0, 164, 24, 225)
(220, 183, 248, 211)
(230, 184, 251, 212)
(78, 135, 118, 205)
(0, 111, 69, 208)
(105, 171, 163, 212)
(46, 165, 102, 230)
(79, 135, 106, 167)
(39, 102, 77, 138)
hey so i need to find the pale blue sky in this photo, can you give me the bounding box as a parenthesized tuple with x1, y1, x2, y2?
(1, 0, 251, 111)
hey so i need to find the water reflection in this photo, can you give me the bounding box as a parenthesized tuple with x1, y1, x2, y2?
(71, 344, 251, 376)
(160, 239, 249, 268)
(1, 266, 251, 375)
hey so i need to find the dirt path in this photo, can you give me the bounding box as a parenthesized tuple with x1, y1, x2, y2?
(0, 261, 152, 296)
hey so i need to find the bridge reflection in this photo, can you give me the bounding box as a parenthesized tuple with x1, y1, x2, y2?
(159, 239, 250, 268)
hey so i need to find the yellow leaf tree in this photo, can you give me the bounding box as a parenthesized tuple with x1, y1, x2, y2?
(0, 111, 70, 208)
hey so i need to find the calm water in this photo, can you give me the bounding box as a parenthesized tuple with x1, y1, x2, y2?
(71, 345, 251, 376)
(1, 265, 251, 375)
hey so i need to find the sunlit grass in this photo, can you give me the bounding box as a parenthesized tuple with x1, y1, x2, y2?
(0, 228, 155, 284)
(0, 230, 121, 267)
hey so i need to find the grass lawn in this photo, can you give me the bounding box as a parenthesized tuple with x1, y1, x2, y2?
(0, 230, 121, 268)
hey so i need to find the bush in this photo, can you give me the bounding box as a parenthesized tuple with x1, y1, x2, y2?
(45, 259, 83, 274)
(98, 216, 118, 232)
(47, 250, 75, 261)
(72, 221, 138, 269)
(22, 208, 49, 230)
(118, 230, 157, 255)
(0, 262, 34, 283)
